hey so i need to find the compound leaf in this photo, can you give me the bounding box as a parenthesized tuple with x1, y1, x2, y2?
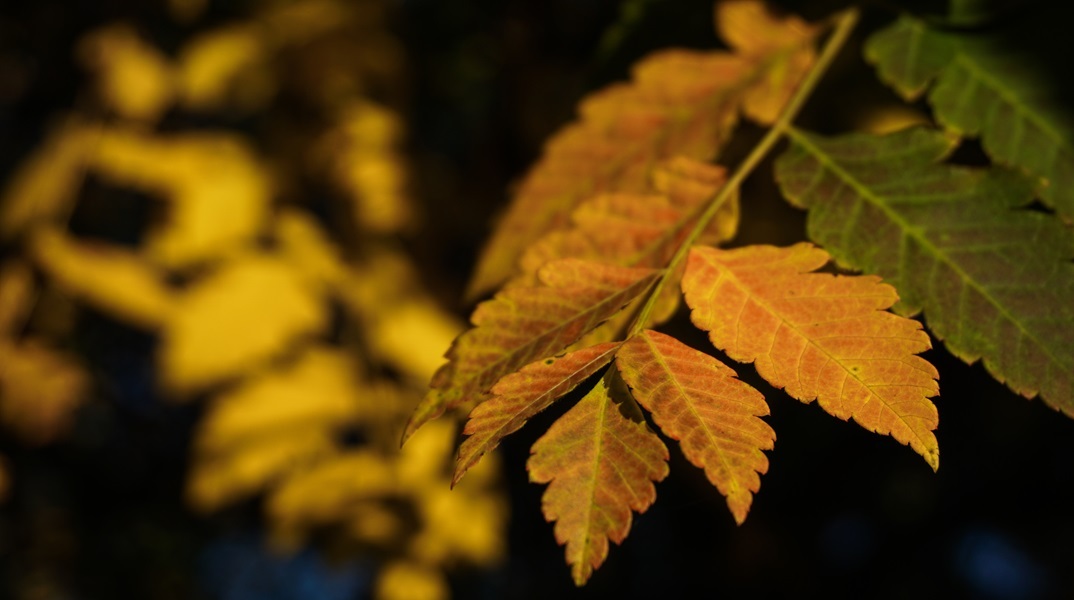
(616, 329, 773, 524)
(528, 376, 668, 586)
(776, 126, 1074, 416)
(683, 243, 940, 469)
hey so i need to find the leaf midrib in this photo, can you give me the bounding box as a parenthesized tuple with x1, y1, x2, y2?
(641, 334, 744, 499)
(700, 246, 932, 449)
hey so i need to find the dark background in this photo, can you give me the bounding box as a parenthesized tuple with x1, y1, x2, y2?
(1, 0, 1072, 598)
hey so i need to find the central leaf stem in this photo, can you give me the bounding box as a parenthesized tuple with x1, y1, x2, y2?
(626, 6, 861, 337)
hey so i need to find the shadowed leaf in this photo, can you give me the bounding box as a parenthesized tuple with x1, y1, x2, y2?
(866, 16, 1074, 220)
(776, 126, 1074, 416)
(683, 243, 940, 469)
(616, 329, 772, 523)
(528, 376, 668, 586)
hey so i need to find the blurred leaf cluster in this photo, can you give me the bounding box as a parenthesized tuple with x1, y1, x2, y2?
(0, 0, 505, 598)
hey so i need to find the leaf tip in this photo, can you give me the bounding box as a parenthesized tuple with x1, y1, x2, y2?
(924, 447, 940, 472)
(570, 564, 593, 587)
(400, 405, 436, 448)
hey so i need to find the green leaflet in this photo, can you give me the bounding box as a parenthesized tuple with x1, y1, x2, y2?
(865, 16, 1074, 221)
(775, 126, 1074, 415)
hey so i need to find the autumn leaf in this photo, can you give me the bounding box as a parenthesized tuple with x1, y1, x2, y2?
(865, 16, 1074, 221)
(403, 260, 659, 443)
(454, 342, 621, 485)
(683, 243, 940, 469)
(520, 158, 734, 275)
(616, 329, 773, 523)
(528, 376, 668, 586)
(776, 126, 1074, 415)
(518, 158, 735, 342)
(467, 0, 822, 298)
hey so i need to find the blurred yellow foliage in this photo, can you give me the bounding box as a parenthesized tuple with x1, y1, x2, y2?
(30, 229, 176, 329)
(0, 0, 506, 596)
(374, 561, 449, 600)
(0, 339, 87, 445)
(317, 101, 414, 232)
(89, 129, 272, 268)
(0, 120, 98, 240)
(78, 25, 175, 122)
(274, 208, 348, 291)
(159, 253, 327, 393)
(178, 26, 274, 112)
(0, 261, 33, 337)
(193, 345, 364, 453)
(339, 250, 462, 383)
(188, 428, 337, 513)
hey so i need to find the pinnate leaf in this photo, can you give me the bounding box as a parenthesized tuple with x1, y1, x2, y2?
(616, 329, 772, 524)
(865, 16, 1074, 220)
(776, 126, 1074, 415)
(404, 260, 659, 442)
(528, 377, 668, 586)
(454, 342, 620, 485)
(683, 243, 940, 469)
(467, 0, 822, 297)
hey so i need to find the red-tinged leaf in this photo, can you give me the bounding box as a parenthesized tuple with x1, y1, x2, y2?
(453, 342, 621, 486)
(402, 260, 659, 443)
(520, 159, 734, 275)
(528, 375, 669, 586)
(683, 243, 940, 469)
(616, 329, 773, 524)
(467, 1, 823, 298)
(519, 158, 735, 345)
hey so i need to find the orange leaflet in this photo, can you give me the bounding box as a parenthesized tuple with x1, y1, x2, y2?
(453, 342, 621, 485)
(616, 329, 773, 524)
(528, 376, 668, 586)
(518, 158, 735, 343)
(683, 243, 940, 469)
(467, 0, 822, 298)
(403, 260, 659, 443)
